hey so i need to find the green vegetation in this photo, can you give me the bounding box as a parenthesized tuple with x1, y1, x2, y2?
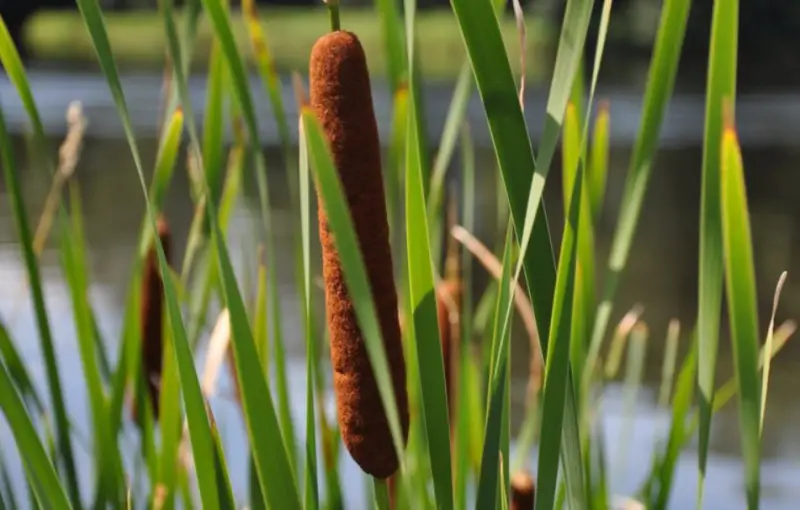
(24, 7, 555, 81)
(0, 0, 791, 509)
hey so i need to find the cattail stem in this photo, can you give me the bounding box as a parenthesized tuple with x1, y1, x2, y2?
(326, 0, 341, 31)
(373, 478, 390, 510)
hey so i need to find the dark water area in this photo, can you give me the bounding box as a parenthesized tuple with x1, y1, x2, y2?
(1, 67, 800, 508)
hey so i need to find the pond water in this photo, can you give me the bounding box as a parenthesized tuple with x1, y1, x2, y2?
(1, 69, 800, 508)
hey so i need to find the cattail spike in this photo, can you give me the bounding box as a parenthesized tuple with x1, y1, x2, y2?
(139, 214, 171, 420)
(310, 30, 409, 479)
(510, 470, 536, 510)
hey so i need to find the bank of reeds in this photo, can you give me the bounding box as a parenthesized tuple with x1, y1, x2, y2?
(0, 0, 792, 509)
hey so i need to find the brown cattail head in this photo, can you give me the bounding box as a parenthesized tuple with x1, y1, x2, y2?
(310, 30, 409, 479)
(510, 470, 536, 510)
(139, 215, 172, 419)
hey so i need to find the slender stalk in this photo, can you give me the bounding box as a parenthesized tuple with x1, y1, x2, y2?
(326, 0, 341, 31)
(374, 478, 390, 510)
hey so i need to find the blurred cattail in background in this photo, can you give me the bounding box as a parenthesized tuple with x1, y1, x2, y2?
(310, 29, 409, 479)
(510, 470, 536, 510)
(138, 215, 172, 420)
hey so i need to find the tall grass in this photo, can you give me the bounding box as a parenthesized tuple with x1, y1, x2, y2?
(0, 0, 791, 509)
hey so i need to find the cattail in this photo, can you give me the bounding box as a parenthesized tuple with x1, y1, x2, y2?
(510, 470, 536, 510)
(310, 30, 409, 479)
(139, 215, 172, 419)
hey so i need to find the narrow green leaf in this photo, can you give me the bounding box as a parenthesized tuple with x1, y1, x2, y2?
(0, 355, 70, 510)
(0, 20, 82, 506)
(202, 41, 226, 207)
(406, 85, 454, 510)
(455, 122, 476, 510)
(72, 1, 226, 507)
(588, 101, 610, 221)
(697, 1, 738, 503)
(586, 0, 691, 392)
(199, 0, 299, 480)
(475, 226, 514, 510)
(659, 320, 681, 408)
(60, 182, 125, 507)
(720, 124, 760, 509)
(162, 0, 302, 505)
(535, 164, 583, 510)
(0, 322, 45, 415)
(157, 329, 182, 510)
(651, 335, 697, 510)
(374, 0, 407, 93)
(299, 118, 319, 510)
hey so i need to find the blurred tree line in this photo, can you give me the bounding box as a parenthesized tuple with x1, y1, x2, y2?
(2, 0, 798, 77)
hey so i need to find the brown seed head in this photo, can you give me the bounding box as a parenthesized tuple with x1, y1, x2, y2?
(510, 470, 536, 510)
(310, 30, 409, 479)
(139, 215, 172, 419)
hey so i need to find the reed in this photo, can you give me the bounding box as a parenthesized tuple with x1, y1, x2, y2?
(309, 29, 409, 479)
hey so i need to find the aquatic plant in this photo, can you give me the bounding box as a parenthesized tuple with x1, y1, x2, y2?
(310, 28, 410, 480)
(0, 0, 791, 509)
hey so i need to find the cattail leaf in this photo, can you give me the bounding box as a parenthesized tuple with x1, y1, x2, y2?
(475, 225, 514, 510)
(428, 63, 471, 218)
(650, 334, 697, 510)
(298, 113, 320, 510)
(535, 164, 583, 510)
(588, 101, 610, 221)
(0, 19, 82, 506)
(403, 0, 454, 506)
(199, 0, 298, 474)
(720, 124, 761, 509)
(585, 0, 691, 390)
(160, 0, 303, 505)
(386, 85, 408, 244)
(374, 0, 407, 93)
(202, 41, 226, 208)
(241, 0, 292, 156)
(59, 183, 126, 507)
(135, 107, 184, 258)
(71, 1, 230, 508)
(454, 122, 476, 510)
(0, 107, 73, 510)
(0, 449, 18, 510)
(562, 102, 596, 397)
(696, 1, 738, 503)
(659, 320, 681, 408)
(0, 321, 46, 416)
(158, 0, 203, 131)
(301, 106, 408, 473)
(0, 356, 70, 510)
(405, 72, 455, 510)
(156, 334, 181, 509)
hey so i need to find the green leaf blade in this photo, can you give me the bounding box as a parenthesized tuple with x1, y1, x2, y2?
(696, 0, 738, 503)
(720, 125, 761, 510)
